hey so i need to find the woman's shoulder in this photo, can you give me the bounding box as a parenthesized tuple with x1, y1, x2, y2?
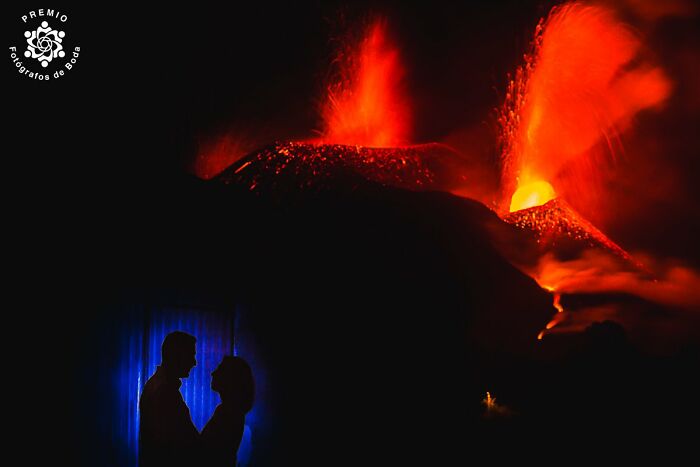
(202, 404, 245, 437)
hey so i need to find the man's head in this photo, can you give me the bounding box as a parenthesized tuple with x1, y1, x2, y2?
(161, 331, 197, 378)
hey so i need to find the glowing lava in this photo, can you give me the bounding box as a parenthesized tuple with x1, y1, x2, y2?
(504, 198, 635, 264)
(496, 2, 670, 339)
(537, 290, 567, 340)
(509, 180, 556, 212)
(319, 18, 410, 147)
(498, 2, 671, 213)
(552, 293, 564, 314)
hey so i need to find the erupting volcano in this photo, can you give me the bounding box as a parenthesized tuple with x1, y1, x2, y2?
(197, 3, 687, 344)
(498, 2, 671, 213)
(496, 2, 673, 338)
(201, 17, 470, 194)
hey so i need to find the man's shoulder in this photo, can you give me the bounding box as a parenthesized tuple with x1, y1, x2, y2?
(141, 372, 180, 405)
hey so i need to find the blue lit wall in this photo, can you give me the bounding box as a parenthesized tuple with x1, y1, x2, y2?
(111, 302, 254, 466)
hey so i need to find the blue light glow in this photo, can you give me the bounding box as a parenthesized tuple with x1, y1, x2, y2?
(112, 304, 241, 466)
(146, 307, 234, 430)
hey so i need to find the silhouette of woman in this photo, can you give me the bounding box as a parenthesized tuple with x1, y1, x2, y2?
(201, 356, 254, 466)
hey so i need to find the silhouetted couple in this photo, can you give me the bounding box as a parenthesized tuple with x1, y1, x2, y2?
(139, 331, 254, 467)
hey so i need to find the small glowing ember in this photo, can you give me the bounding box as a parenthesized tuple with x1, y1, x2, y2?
(483, 391, 496, 410)
(482, 391, 511, 418)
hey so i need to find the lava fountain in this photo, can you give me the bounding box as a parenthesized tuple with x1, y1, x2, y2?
(498, 2, 671, 339)
(318, 18, 411, 148)
(205, 16, 470, 193)
(194, 17, 415, 182)
(199, 5, 678, 343)
(499, 1, 671, 213)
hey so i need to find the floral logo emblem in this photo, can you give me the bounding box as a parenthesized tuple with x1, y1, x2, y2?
(24, 21, 65, 68)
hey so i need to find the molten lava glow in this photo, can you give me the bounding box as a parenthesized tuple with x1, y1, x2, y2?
(508, 180, 556, 212)
(552, 293, 564, 313)
(503, 198, 636, 265)
(499, 2, 671, 213)
(319, 19, 410, 147)
(504, 197, 644, 340)
(537, 289, 566, 340)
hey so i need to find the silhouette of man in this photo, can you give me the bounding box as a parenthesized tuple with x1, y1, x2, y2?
(201, 356, 254, 467)
(139, 331, 199, 467)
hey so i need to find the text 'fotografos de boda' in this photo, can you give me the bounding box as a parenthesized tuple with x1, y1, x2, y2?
(8, 9, 81, 81)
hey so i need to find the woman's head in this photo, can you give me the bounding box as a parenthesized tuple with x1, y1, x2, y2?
(211, 356, 255, 412)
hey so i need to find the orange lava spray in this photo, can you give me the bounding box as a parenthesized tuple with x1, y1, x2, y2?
(319, 18, 411, 147)
(499, 2, 671, 214)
